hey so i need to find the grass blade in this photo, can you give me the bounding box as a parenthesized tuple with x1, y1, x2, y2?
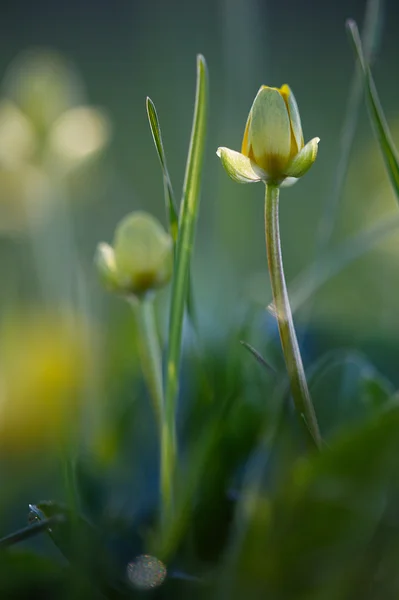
(146, 96, 198, 329)
(163, 55, 208, 517)
(0, 517, 64, 549)
(317, 0, 383, 249)
(240, 340, 276, 374)
(317, 0, 382, 248)
(298, 0, 383, 344)
(347, 18, 399, 198)
(146, 97, 179, 242)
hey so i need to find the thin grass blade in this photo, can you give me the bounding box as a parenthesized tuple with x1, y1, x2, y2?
(299, 0, 384, 344)
(0, 517, 64, 549)
(317, 0, 383, 249)
(146, 96, 198, 329)
(146, 97, 179, 242)
(240, 340, 276, 374)
(163, 55, 208, 515)
(347, 19, 399, 198)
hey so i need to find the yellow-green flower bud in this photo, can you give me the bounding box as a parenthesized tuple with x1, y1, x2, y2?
(95, 211, 173, 298)
(217, 84, 319, 186)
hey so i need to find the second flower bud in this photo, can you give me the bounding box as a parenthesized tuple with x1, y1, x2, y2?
(95, 211, 173, 299)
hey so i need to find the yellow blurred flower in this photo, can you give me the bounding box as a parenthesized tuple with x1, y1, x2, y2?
(47, 106, 111, 172)
(0, 312, 92, 454)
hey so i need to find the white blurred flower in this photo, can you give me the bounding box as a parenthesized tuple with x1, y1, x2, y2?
(0, 50, 112, 232)
(47, 106, 111, 171)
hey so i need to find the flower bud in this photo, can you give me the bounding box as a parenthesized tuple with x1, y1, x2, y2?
(217, 84, 319, 186)
(96, 211, 173, 298)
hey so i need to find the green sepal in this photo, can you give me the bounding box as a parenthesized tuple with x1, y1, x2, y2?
(285, 137, 320, 178)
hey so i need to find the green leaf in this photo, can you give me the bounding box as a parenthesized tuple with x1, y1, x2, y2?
(151, 391, 233, 561)
(28, 502, 131, 598)
(146, 96, 198, 330)
(232, 406, 399, 598)
(0, 516, 64, 549)
(316, 0, 383, 250)
(146, 97, 179, 242)
(347, 19, 399, 199)
(162, 55, 209, 522)
(240, 340, 276, 374)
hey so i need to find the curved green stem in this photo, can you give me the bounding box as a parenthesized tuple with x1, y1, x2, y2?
(264, 184, 322, 450)
(132, 297, 172, 522)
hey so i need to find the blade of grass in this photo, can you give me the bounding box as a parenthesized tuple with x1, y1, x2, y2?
(146, 97, 198, 329)
(130, 297, 174, 526)
(283, 10, 399, 320)
(299, 0, 383, 342)
(317, 0, 383, 250)
(347, 18, 399, 198)
(28, 503, 131, 596)
(240, 340, 277, 374)
(163, 55, 208, 519)
(152, 394, 232, 562)
(0, 516, 64, 549)
(146, 97, 179, 242)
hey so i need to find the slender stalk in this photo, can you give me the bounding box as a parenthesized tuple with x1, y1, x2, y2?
(264, 184, 321, 449)
(0, 516, 64, 549)
(133, 298, 164, 425)
(132, 297, 172, 520)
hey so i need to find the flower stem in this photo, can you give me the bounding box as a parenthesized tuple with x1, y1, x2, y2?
(264, 184, 322, 450)
(132, 297, 173, 523)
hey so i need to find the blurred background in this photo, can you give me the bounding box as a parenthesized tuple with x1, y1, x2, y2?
(0, 0, 398, 343)
(1, 0, 399, 596)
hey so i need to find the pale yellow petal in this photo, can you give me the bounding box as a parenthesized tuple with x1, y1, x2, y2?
(249, 87, 291, 176)
(280, 84, 304, 154)
(217, 147, 266, 183)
